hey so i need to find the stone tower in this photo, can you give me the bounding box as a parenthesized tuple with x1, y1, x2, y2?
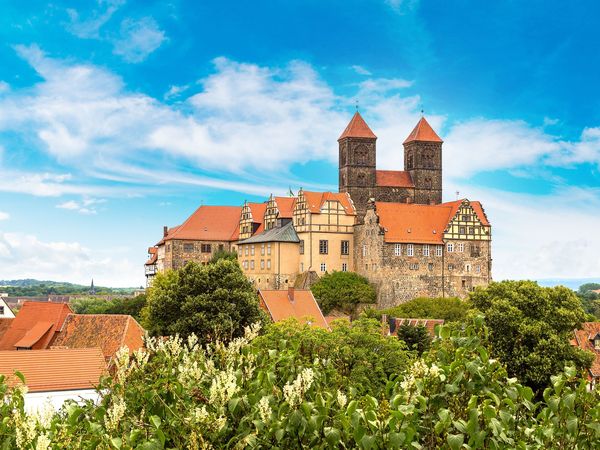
(338, 111, 377, 217)
(403, 117, 443, 204)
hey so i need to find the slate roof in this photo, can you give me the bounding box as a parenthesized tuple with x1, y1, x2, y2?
(259, 289, 329, 329)
(0, 348, 106, 393)
(51, 314, 145, 362)
(403, 117, 443, 144)
(238, 221, 299, 244)
(338, 111, 377, 140)
(0, 302, 73, 351)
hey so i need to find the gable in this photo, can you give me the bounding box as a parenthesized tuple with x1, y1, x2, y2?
(443, 200, 491, 241)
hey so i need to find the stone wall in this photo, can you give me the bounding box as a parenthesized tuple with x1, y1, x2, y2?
(166, 239, 233, 270)
(374, 186, 414, 204)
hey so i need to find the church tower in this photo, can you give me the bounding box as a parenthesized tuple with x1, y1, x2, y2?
(338, 111, 377, 217)
(403, 117, 443, 204)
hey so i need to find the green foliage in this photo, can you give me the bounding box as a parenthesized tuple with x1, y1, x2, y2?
(254, 318, 411, 396)
(71, 295, 147, 322)
(471, 280, 594, 393)
(3, 317, 600, 449)
(366, 296, 470, 323)
(311, 271, 376, 315)
(576, 283, 600, 319)
(209, 249, 238, 264)
(142, 260, 266, 344)
(396, 324, 432, 355)
(0, 278, 136, 296)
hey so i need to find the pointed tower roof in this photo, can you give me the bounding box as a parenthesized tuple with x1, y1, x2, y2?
(403, 117, 443, 144)
(338, 112, 377, 141)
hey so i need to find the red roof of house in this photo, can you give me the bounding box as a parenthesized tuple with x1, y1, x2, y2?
(338, 111, 377, 140)
(259, 289, 329, 329)
(391, 318, 445, 338)
(145, 247, 158, 265)
(0, 318, 13, 341)
(248, 202, 268, 234)
(274, 197, 297, 218)
(0, 302, 73, 351)
(376, 170, 414, 188)
(51, 314, 145, 362)
(403, 117, 443, 144)
(156, 225, 180, 246)
(572, 322, 600, 378)
(164, 206, 242, 242)
(0, 348, 106, 392)
(303, 191, 356, 216)
(375, 199, 490, 244)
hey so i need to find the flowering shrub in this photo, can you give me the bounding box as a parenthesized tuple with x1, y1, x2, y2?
(1, 317, 600, 449)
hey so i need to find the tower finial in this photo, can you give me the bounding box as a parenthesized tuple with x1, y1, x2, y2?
(355, 99, 359, 111)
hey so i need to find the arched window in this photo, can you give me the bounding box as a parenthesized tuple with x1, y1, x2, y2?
(357, 172, 367, 186)
(355, 146, 368, 165)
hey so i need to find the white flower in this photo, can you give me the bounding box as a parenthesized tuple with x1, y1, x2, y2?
(429, 363, 441, 378)
(283, 368, 315, 408)
(105, 397, 126, 431)
(336, 390, 347, 408)
(15, 412, 36, 450)
(209, 368, 239, 407)
(35, 433, 51, 450)
(257, 396, 271, 422)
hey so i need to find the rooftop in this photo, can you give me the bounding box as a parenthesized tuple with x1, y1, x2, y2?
(403, 117, 443, 144)
(238, 221, 300, 244)
(376, 170, 414, 188)
(163, 205, 242, 243)
(259, 289, 329, 329)
(338, 111, 377, 140)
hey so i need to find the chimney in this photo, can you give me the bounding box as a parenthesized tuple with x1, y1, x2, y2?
(163, 226, 168, 237)
(288, 287, 295, 302)
(406, 197, 413, 204)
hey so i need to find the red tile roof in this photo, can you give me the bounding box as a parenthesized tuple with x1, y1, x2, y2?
(376, 170, 414, 188)
(145, 247, 157, 265)
(0, 318, 13, 341)
(0, 302, 73, 351)
(156, 225, 180, 246)
(274, 197, 296, 218)
(0, 348, 106, 392)
(303, 191, 356, 215)
(391, 318, 445, 338)
(259, 289, 329, 329)
(403, 117, 443, 144)
(249, 202, 267, 234)
(572, 322, 600, 378)
(375, 199, 490, 244)
(164, 206, 242, 242)
(338, 112, 377, 140)
(51, 314, 145, 362)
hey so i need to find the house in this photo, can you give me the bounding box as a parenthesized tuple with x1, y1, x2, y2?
(0, 348, 106, 413)
(384, 316, 445, 338)
(0, 297, 15, 318)
(571, 322, 600, 388)
(51, 314, 145, 364)
(0, 301, 73, 350)
(258, 287, 329, 330)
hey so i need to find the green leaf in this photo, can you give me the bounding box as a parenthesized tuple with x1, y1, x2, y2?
(447, 433, 464, 450)
(110, 437, 123, 449)
(149, 415, 161, 429)
(13, 370, 25, 384)
(324, 427, 341, 447)
(566, 416, 578, 435)
(440, 326, 451, 339)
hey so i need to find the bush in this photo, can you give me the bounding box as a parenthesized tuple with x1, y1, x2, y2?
(366, 296, 470, 323)
(396, 324, 432, 355)
(71, 295, 147, 322)
(311, 271, 376, 315)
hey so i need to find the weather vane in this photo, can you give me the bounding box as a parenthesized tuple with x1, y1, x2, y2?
(355, 99, 359, 111)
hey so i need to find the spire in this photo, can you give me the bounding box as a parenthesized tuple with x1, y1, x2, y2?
(338, 111, 377, 141)
(403, 117, 443, 144)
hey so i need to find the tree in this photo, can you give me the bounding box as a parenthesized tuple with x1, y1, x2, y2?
(71, 295, 147, 322)
(311, 271, 376, 315)
(470, 280, 594, 393)
(397, 323, 432, 354)
(209, 249, 238, 264)
(369, 296, 470, 323)
(143, 260, 266, 344)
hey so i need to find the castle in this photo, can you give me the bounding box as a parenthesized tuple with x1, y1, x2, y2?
(145, 113, 492, 306)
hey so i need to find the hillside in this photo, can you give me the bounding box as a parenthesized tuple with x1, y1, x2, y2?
(0, 279, 137, 296)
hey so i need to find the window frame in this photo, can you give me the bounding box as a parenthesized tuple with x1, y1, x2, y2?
(319, 240, 329, 255)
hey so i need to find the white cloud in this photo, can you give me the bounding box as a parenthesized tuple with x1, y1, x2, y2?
(66, 0, 126, 39)
(112, 17, 166, 63)
(56, 197, 105, 214)
(352, 65, 372, 76)
(0, 212, 9, 221)
(0, 81, 9, 94)
(0, 230, 141, 287)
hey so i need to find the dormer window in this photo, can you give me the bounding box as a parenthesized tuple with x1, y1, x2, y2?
(594, 335, 600, 350)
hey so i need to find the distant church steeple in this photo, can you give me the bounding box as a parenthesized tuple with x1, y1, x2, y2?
(90, 278, 96, 295)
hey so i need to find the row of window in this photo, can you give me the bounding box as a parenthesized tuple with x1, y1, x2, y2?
(242, 259, 272, 270)
(239, 244, 272, 257)
(183, 243, 215, 253)
(361, 262, 482, 273)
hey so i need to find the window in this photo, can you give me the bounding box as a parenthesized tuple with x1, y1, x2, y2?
(471, 243, 481, 257)
(341, 240, 350, 255)
(218, 244, 224, 251)
(250, 260, 255, 269)
(457, 243, 465, 252)
(423, 245, 430, 256)
(469, 227, 475, 235)
(465, 264, 471, 273)
(238, 247, 242, 256)
(462, 214, 471, 221)
(448, 264, 454, 271)
(436, 245, 443, 257)
(245, 246, 249, 256)
(300, 262, 304, 272)
(459, 226, 466, 234)
(394, 243, 402, 256)
(319, 240, 328, 254)
(409, 263, 419, 270)
(299, 240, 304, 254)
(267, 244, 271, 255)
(260, 260, 265, 269)
(267, 260, 271, 269)
(201, 243, 212, 253)
(261, 244, 265, 256)
(475, 265, 481, 273)
(0, 306, 4, 315)
(243, 260, 248, 269)
(250, 245, 255, 256)
(183, 243, 194, 252)
(428, 263, 434, 271)
(342, 263, 347, 272)
(320, 263, 327, 272)
(595, 337, 600, 350)
(362, 245, 367, 257)
(372, 263, 377, 270)
(407, 244, 414, 256)
(447, 243, 454, 252)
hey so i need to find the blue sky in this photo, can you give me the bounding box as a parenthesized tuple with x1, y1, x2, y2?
(0, 0, 599, 286)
